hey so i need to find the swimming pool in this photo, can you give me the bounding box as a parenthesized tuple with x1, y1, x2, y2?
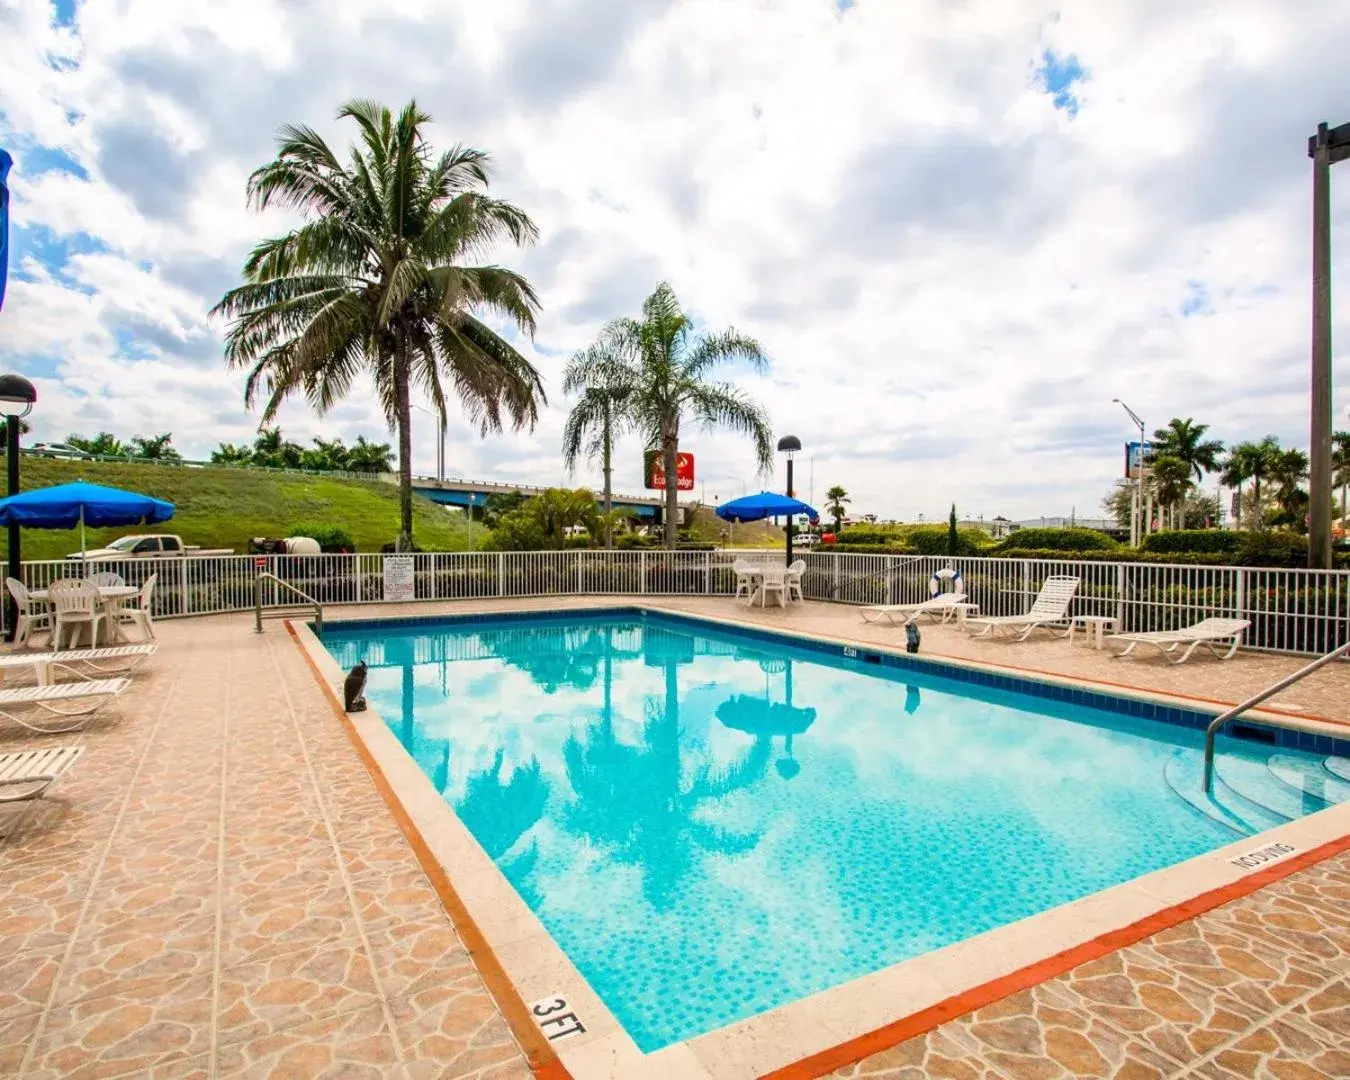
(322, 608, 1350, 1053)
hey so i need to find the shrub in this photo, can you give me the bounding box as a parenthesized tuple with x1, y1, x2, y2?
(290, 522, 356, 553)
(998, 527, 1118, 553)
(836, 526, 904, 545)
(902, 525, 989, 556)
(1235, 531, 1308, 568)
(1141, 530, 1240, 555)
(830, 543, 920, 555)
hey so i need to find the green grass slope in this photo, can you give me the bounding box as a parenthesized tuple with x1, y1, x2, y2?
(2, 457, 476, 559)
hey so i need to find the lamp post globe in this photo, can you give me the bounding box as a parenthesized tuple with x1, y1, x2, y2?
(1, 374, 36, 642)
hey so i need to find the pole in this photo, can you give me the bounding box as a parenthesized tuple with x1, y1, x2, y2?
(785, 457, 794, 568)
(5, 413, 18, 641)
(1140, 418, 1151, 540)
(1310, 122, 1333, 569)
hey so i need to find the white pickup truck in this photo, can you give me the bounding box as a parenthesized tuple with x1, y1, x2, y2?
(66, 534, 234, 562)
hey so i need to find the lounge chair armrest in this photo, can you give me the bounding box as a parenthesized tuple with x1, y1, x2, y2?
(0, 774, 56, 786)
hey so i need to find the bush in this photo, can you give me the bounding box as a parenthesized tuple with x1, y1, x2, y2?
(903, 525, 989, 556)
(1235, 531, 1308, 568)
(1141, 530, 1240, 555)
(831, 543, 920, 555)
(290, 522, 356, 553)
(998, 527, 1118, 552)
(836, 526, 904, 545)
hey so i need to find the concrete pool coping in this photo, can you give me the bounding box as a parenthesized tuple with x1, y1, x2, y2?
(289, 605, 1350, 1080)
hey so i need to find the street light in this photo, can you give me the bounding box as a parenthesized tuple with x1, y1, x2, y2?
(0, 373, 37, 641)
(411, 403, 446, 483)
(1113, 398, 1149, 547)
(1309, 120, 1350, 569)
(777, 434, 801, 567)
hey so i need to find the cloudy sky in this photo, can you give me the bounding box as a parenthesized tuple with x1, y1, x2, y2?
(1, 0, 1348, 521)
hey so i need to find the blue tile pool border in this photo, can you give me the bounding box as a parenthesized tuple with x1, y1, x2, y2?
(318, 606, 1350, 760)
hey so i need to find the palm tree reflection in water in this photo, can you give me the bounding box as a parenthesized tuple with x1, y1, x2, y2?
(562, 630, 782, 909)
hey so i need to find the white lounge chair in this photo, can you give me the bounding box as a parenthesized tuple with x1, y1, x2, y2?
(0, 746, 83, 806)
(964, 575, 1080, 641)
(0, 678, 130, 733)
(862, 593, 967, 625)
(1107, 617, 1251, 664)
(0, 644, 157, 684)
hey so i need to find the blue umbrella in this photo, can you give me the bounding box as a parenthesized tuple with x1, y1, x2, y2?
(716, 490, 819, 522)
(0, 147, 12, 316)
(0, 481, 175, 559)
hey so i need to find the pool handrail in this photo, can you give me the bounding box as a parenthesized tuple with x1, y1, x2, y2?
(1202, 637, 1350, 791)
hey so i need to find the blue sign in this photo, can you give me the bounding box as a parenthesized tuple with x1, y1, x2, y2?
(1124, 441, 1149, 479)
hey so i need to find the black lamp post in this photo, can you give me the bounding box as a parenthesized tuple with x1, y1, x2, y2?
(777, 434, 801, 567)
(0, 374, 36, 641)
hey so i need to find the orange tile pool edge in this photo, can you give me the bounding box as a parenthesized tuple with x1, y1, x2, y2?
(286, 620, 571, 1080)
(288, 612, 1350, 1080)
(758, 829, 1350, 1080)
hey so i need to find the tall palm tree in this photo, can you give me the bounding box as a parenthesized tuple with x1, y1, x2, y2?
(213, 99, 545, 550)
(1151, 417, 1225, 482)
(1223, 437, 1280, 530)
(579, 283, 772, 548)
(824, 485, 849, 534)
(563, 330, 633, 548)
(1149, 455, 1193, 530)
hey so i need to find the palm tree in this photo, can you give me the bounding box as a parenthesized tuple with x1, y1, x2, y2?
(824, 485, 849, 534)
(67, 431, 127, 457)
(0, 417, 30, 445)
(1151, 418, 1224, 482)
(563, 330, 633, 548)
(526, 487, 598, 548)
(1333, 431, 1350, 525)
(1223, 437, 1280, 530)
(210, 441, 253, 465)
(213, 99, 545, 551)
(1269, 447, 1310, 529)
(347, 435, 394, 473)
(580, 283, 772, 548)
(130, 433, 181, 461)
(1149, 454, 1193, 530)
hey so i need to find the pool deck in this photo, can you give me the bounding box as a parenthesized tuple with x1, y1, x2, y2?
(1, 596, 1347, 1079)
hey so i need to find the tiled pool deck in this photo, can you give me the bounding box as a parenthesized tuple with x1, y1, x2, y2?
(0, 596, 1347, 1079)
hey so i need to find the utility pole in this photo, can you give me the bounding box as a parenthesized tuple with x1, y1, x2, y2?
(1309, 120, 1350, 569)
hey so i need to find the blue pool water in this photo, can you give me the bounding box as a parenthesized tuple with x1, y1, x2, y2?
(323, 610, 1350, 1051)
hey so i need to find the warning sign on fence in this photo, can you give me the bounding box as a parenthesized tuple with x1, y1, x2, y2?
(383, 556, 415, 602)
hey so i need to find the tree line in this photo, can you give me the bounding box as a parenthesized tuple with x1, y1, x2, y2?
(1103, 419, 1350, 533)
(210, 428, 392, 473)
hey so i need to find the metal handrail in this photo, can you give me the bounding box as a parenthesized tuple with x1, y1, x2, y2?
(1203, 638, 1350, 790)
(254, 572, 323, 638)
(828, 554, 926, 598)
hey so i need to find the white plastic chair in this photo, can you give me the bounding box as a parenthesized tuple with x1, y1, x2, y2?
(732, 559, 756, 601)
(758, 566, 787, 608)
(6, 578, 51, 647)
(785, 560, 806, 603)
(48, 579, 104, 649)
(88, 572, 125, 588)
(116, 573, 157, 641)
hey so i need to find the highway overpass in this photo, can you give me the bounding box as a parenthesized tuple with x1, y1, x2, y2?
(410, 475, 685, 523)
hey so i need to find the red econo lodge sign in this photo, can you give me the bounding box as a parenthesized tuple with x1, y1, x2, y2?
(643, 451, 695, 491)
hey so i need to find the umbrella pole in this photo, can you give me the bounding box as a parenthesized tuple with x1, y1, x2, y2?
(80, 505, 86, 575)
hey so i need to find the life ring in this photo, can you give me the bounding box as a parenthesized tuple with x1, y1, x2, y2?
(929, 567, 964, 597)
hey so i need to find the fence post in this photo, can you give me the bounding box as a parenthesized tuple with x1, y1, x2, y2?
(640, 552, 647, 595)
(704, 550, 711, 595)
(178, 559, 190, 617)
(498, 552, 506, 597)
(831, 554, 840, 600)
(576, 551, 584, 596)
(1116, 562, 1126, 631)
(1235, 566, 1247, 624)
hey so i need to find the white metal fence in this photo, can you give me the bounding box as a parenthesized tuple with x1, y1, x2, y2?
(10, 551, 1349, 656)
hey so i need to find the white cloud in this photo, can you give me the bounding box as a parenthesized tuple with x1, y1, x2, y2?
(1, 0, 1348, 521)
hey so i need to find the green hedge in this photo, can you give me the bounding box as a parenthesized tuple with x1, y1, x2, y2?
(1141, 530, 1240, 555)
(831, 543, 920, 555)
(997, 527, 1118, 552)
(903, 525, 990, 556)
(836, 526, 905, 545)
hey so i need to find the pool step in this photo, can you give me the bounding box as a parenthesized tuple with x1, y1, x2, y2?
(1324, 756, 1350, 784)
(1267, 755, 1350, 807)
(1214, 754, 1320, 822)
(1164, 750, 1284, 837)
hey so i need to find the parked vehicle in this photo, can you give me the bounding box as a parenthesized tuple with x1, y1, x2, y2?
(248, 536, 322, 556)
(31, 442, 93, 460)
(67, 534, 233, 562)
